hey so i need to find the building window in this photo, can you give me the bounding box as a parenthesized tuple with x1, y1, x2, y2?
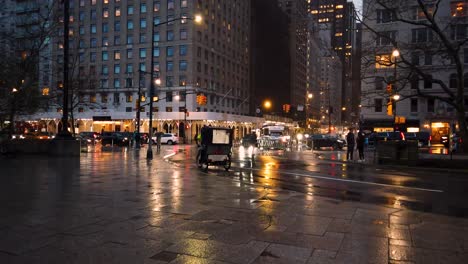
(153, 47, 160, 57)
(90, 93, 97, 103)
(125, 107, 132, 112)
(114, 51, 120, 60)
(181, 0, 188, 8)
(127, 35, 133, 44)
(411, 28, 433, 43)
(114, 21, 121, 32)
(79, 26, 85, 35)
(411, 52, 419, 65)
(126, 78, 133, 87)
(126, 63, 133, 73)
(90, 24, 97, 33)
(375, 77, 384, 90)
(180, 29, 187, 40)
(114, 79, 120, 88)
(451, 1, 467, 17)
(375, 54, 392, 69)
(153, 32, 160, 42)
(376, 9, 396, 23)
(374, 98, 383, 112)
(101, 93, 108, 103)
(180, 45, 187, 56)
(139, 63, 146, 72)
(140, 3, 147, 13)
(411, 75, 419, 89)
(114, 93, 120, 103)
(179, 60, 187, 71)
(154, 17, 160, 25)
(166, 61, 173, 71)
(424, 52, 432, 66)
(166, 91, 173, 102)
(140, 18, 147, 29)
(101, 79, 109, 89)
(127, 20, 134, 30)
(79, 11, 85, 21)
(167, 30, 174, 41)
(139, 48, 146, 58)
(449, 73, 458, 88)
(91, 10, 97, 20)
(102, 51, 108, 61)
(128, 5, 134, 15)
(103, 8, 109, 18)
(90, 52, 96, 62)
(102, 37, 109, 46)
(450, 24, 467, 40)
(168, 0, 174, 10)
(424, 75, 432, 89)
(153, 62, 160, 72)
(427, 98, 435, 112)
(410, 98, 418, 112)
(167, 46, 174, 57)
(140, 33, 146, 43)
(115, 7, 121, 17)
(166, 76, 173, 87)
(154, 2, 160, 12)
(126, 94, 133, 102)
(90, 38, 97, 47)
(114, 64, 120, 74)
(166, 107, 172, 112)
(375, 31, 396, 46)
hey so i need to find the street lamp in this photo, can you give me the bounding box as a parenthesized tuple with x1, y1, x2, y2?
(391, 49, 400, 132)
(146, 14, 202, 160)
(393, 94, 400, 131)
(264, 100, 272, 110)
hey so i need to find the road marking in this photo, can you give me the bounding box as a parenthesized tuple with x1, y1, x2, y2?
(245, 167, 444, 193)
(163, 152, 177, 159)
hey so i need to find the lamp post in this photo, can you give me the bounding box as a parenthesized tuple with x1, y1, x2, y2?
(58, 0, 71, 138)
(391, 49, 400, 132)
(146, 14, 202, 159)
(135, 71, 143, 149)
(181, 81, 187, 144)
(306, 92, 313, 129)
(393, 94, 400, 131)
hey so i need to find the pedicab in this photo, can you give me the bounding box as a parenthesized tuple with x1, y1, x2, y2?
(196, 127, 233, 172)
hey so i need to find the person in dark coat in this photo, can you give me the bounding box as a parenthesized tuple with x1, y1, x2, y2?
(356, 131, 365, 161)
(346, 128, 355, 161)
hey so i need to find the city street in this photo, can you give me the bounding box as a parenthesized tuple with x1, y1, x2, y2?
(1, 145, 468, 263)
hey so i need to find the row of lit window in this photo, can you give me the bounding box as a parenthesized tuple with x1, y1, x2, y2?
(77, 0, 188, 11)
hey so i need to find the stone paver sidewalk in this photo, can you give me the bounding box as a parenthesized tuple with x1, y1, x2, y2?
(0, 150, 467, 263)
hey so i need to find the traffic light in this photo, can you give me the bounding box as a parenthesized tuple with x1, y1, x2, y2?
(197, 94, 207, 105)
(386, 83, 392, 94)
(387, 99, 393, 116)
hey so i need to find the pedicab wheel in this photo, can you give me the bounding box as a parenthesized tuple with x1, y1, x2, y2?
(202, 162, 209, 172)
(224, 156, 231, 171)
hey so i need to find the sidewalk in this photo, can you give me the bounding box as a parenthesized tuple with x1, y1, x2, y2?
(0, 150, 467, 263)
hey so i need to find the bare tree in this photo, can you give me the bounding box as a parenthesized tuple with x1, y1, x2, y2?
(359, 0, 468, 152)
(0, 2, 61, 137)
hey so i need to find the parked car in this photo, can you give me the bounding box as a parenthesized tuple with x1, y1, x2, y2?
(152, 133, 178, 145)
(241, 133, 258, 147)
(368, 131, 405, 145)
(308, 134, 345, 150)
(79, 131, 101, 144)
(22, 132, 55, 140)
(101, 132, 130, 146)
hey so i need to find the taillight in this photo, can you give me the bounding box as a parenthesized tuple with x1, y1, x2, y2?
(429, 135, 432, 141)
(400, 132, 405, 140)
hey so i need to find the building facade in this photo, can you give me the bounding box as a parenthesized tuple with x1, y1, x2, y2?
(28, 0, 257, 138)
(361, 0, 468, 143)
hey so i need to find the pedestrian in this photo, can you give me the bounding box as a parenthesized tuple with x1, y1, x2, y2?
(194, 131, 200, 146)
(156, 131, 162, 153)
(346, 128, 355, 161)
(356, 130, 365, 161)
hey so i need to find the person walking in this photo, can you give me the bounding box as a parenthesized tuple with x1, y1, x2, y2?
(356, 130, 365, 161)
(346, 128, 355, 161)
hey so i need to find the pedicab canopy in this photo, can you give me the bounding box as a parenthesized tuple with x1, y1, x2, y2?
(201, 127, 233, 145)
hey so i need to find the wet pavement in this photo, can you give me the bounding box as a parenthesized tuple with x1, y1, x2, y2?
(1, 145, 468, 263)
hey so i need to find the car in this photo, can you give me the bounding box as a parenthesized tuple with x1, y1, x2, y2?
(308, 134, 345, 150)
(241, 133, 258, 147)
(22, 131, 55, 140)
(101, 132, 130, 146)
(368, 131, 405, 145)
(152, 133, 178, 145)
(79, 131, 101, 143)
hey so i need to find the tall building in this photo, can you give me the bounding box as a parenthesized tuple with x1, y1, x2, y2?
(250, 0, 290, 114)
(310, 0, 359, 128)
(31, 0, 256, 137)
(361, 0, 468, 142)
(278, 0, 308, 121)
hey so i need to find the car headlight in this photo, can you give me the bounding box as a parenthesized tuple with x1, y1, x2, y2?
(124, 137, 128, 140)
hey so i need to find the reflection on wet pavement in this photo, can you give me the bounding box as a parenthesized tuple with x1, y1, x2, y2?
(0, 146, 467, 263)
